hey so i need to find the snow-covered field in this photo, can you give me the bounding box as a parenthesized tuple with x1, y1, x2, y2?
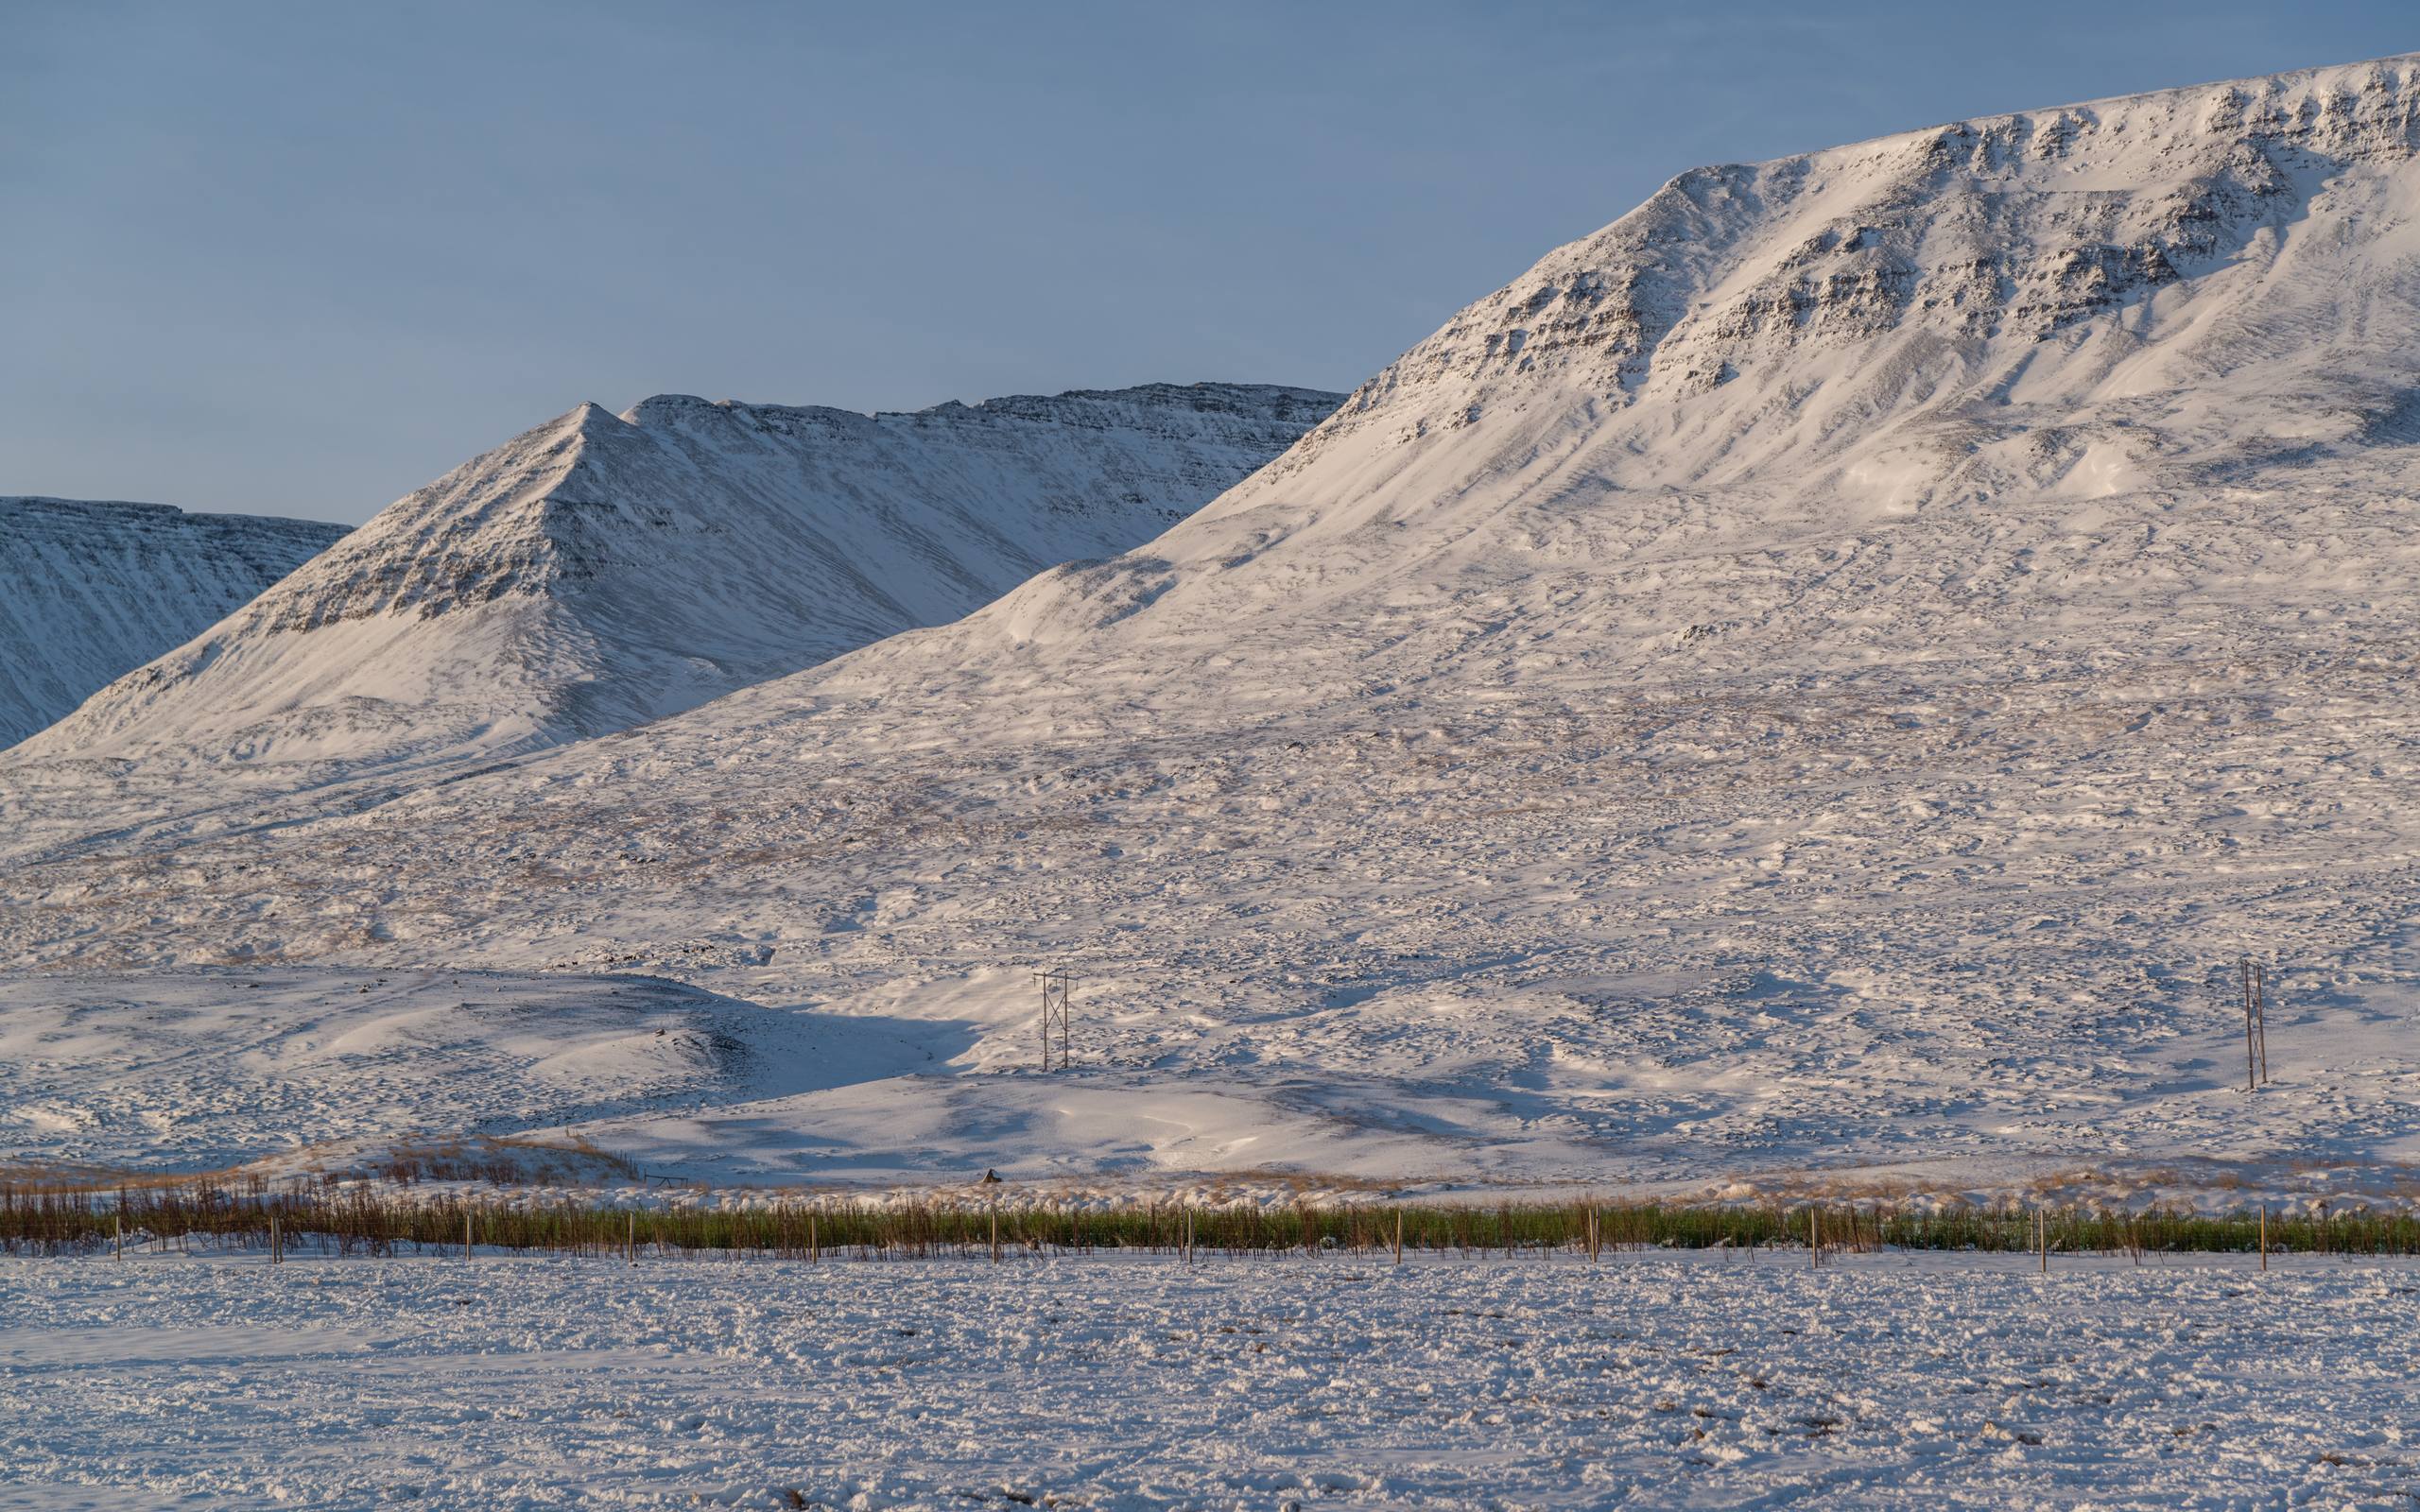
(0, 968, 982, 1181)
(3, 1249, 2411, 1509)
(17, 47, 2420, 1512)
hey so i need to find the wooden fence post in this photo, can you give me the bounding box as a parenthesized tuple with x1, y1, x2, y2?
(1392, 1211, 1403, 1266)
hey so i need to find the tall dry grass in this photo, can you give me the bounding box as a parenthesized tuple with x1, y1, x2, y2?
(5, 1181, 2412, 1262)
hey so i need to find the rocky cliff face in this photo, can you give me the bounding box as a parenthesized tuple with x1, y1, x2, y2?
(12, 383, 1338, 774)
(0, 498, 344, 748)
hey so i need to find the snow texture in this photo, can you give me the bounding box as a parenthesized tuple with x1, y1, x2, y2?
(9, 57, 2420, 1206)
(0, 497, 343, 748)
(2, 1250, 2412, 1509)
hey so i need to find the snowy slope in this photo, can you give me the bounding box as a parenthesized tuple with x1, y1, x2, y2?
(12, 57, 2420, 1201)
(0, 967, 927, 1176)
(0, 497, 343, 748)
(11, 383, 1339, 774)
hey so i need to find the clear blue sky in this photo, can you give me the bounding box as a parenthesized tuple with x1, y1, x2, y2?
(8, 2, 2414, 523)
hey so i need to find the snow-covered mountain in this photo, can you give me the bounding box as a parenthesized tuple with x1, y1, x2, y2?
(0, 497, 344, 749)
(13, 383, 1339, 772)
(12, 57, 2420, 1199)
(969, 53, 2420, 667)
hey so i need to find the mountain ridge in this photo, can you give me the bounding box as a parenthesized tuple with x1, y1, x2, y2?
(14, 381, 1340, 774)
(938, 49, 2420, 666)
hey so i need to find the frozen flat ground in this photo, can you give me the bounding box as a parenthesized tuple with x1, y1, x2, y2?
(1, 1250, 2412, 1510)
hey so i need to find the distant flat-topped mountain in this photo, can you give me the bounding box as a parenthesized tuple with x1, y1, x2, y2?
(12, 383, 1339, 774)
(0, 497, 345, 748)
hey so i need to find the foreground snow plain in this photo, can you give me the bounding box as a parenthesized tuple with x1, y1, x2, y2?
(2, 1249, 2411, 1510)
(0, 969, 930, 1177)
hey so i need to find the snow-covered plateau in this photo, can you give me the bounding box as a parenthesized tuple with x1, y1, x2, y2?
(3, 1250, 2413, 1509)
(0, 496, 345, 747)
(11, 58, 2420, 1211)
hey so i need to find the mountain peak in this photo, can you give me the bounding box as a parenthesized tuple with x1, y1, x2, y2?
(617, 392, 745, 426)
(566, 399, 629, 431)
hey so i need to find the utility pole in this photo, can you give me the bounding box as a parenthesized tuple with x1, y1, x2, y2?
(2253, 959, 2270, 1085)
(1036, 968, 1073, 1072)
(2240, 958, 2257, 1093)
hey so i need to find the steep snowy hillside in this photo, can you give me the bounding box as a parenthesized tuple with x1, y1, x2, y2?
(12, 56, 2420, 1201)
(11, 383, 1338, 774)
(0, 497, 343, 748)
